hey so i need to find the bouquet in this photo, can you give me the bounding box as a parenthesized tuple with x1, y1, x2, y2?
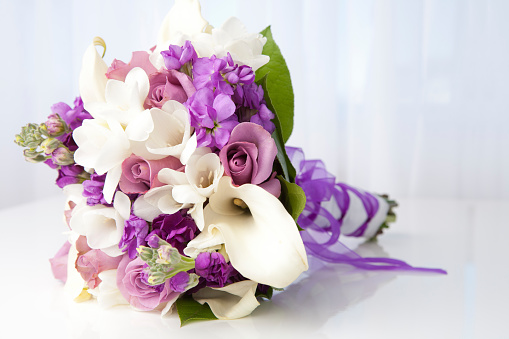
(14, 0, 444, 325)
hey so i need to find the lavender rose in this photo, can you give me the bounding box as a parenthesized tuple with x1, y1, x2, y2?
(49, 241, 71, 283)
(144, 69, 196, 109)
(116, 256, 178, 311)
(219, 122, 278, 187)
(119, 155, 182, 194)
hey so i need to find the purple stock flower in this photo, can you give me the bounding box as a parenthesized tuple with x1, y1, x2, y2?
(186, 87, 238, 149)
(56, 164, 85, 188)
(192, 55, 233, 94)
(51, 97, 91, 131)
(233, 83, 275, 134)
(82, 173, 108, 206)
(169, 271, 192, 293)
(161, 40, 197, 70)
(119, 214, 149, 259)
(146, 211, 198, 255)
(194, 251, 242, 288)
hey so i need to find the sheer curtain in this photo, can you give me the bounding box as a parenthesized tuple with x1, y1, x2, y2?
(2, 0, 508, 209)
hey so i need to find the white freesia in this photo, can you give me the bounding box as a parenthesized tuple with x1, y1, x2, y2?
(192, 17, 269, 71)
(150, 0, 210, 69)
(184, 177, 308, 288)
(69, 192, 130, 257)
(193, 280, 259, 320)
(139, 148, 223, 228)
(130, 101, 195, 161)
(85, 67, 150, 126)
(88, 270, 129, 308)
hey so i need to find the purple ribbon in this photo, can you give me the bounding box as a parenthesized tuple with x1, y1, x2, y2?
(287, 147, 446, 274)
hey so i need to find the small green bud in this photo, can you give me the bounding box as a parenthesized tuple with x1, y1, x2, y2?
(40, 138, 61, 155)
(52, 147, 74, 166)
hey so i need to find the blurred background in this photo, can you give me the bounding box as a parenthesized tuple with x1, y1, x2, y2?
(2, 0, 509, 209)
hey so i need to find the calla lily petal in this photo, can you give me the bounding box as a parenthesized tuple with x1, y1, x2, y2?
(79, 41, 108, 108)
(192, 280, 259, 320)
(191, 177, 308, 288)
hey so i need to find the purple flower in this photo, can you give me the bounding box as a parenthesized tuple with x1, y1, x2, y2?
(50, 97, 92, 131)
(224, 64, 255, 85)
(186, 87, 238, 149)
(117, 256, 178, 311)
(51, 147, 74, 166)
(219, 122, 278, 186)
(147, 211, 198, 255)
(161, 41, 197, 71)
(233, 83, 275, 134)
(144, 69, 196, 109)
(119, 214, 149, 259)
(194, 251, 242, 288)
(56, 164, 85, 188)
(44, 113, 66, 136)
(169, 271, 192, 293)
(82, 173, 108, 206)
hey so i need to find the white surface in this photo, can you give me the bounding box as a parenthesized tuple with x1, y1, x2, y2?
(1, 196, 506, 338)
(3, 0, 509, 209)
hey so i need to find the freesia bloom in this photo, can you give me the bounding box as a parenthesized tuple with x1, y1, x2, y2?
(70, 192, 131, 257)
(184, 177, 308, 288)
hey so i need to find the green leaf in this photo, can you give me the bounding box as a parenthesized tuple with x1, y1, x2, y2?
(255, 26, 294, 143)
(255, 286, 274, 300)
(278, 175, 306, 221)
(175, 295, 217, 327)
(257, 75, 296, 182)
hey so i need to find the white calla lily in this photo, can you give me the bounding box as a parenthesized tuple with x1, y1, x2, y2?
(79, 41, 108, 106)
(185, 177, 308, 288)
(193, 280, 259, 320)
(150, 0, 210, 68)
(69, 192, 130, 257)
(85, 67, 150, 126)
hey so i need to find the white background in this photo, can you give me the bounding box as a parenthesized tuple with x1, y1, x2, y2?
(2, 0, 509, 208)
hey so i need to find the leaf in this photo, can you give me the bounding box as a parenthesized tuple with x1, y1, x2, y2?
(278, 175, 306, 221)
(175, 295, 217, 327)
(255, 26, 294, 143)
(257, 75, 296, 182)
(255, 285, 274, 300)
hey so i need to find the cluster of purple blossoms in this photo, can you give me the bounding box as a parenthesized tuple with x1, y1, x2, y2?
(160, 41, 275, 150)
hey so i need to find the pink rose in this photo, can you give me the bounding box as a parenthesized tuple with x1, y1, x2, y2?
(75, 236, 122, 289)
(219, 122, 281, 196)
(49, 241, 71, 283)
(119, 155, 183, 194)
(144, 69, 196, 109)
(116, 256, 178, 311)
(106, 51, 157, 81)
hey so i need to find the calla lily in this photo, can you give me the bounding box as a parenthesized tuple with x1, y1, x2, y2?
(79, 40, 108, 107)
(150, 0, 210, 69)
(193, 280, 259, 319)
(184, 177, 308, 288)
(70, 192, 131, 257)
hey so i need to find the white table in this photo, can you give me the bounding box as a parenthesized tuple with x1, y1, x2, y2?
(1, 196, 506, 338)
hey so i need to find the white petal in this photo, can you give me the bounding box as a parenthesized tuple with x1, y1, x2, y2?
(157, 0, 208, 46)
(95, 270, 129, 308)
(193, 280, 259, 320)
(133, 195, 162, 222)
(158, 168, 188, 185)
(144, 185, 183, 215)
(172, 184, 205, 205)
(161, 293, 181, 316)
(179, 133, 197, 165)
(125, 109, 154, 142)
(113, 191, 131, 221)
(64, 242, 86, 299)
(103, 164, 122, 204)
(79, 42, 108, 107)
(203, 177, 308, 288)
(184, 226, 224, 258)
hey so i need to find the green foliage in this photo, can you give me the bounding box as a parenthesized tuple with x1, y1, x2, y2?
(257, 75, 296, 182)
(278, 175, 306, 221)
(175, 295, 218, 327)
(255, 26, 294, 143)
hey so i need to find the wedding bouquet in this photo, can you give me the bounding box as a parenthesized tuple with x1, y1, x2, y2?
(14, 0, 444, 325)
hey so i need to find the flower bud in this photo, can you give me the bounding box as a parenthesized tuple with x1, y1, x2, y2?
(40, 138, 61, 155)
(43, 113, 67, 136)
(52, 147, 74, 166)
